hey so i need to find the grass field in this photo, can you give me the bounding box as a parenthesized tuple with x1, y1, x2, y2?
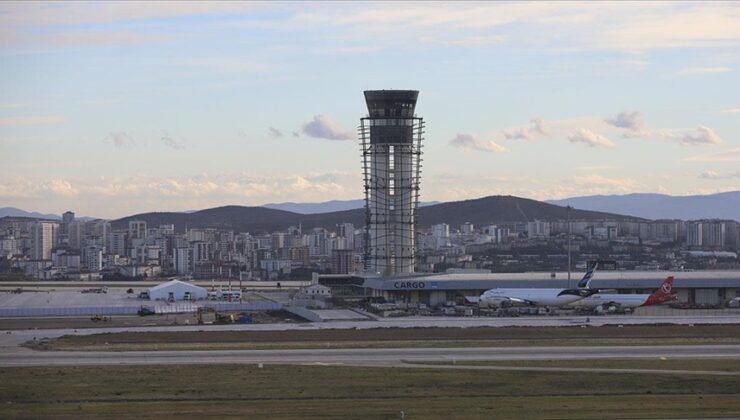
(2, 364, 740, 419)
(31, 324, 740, 351)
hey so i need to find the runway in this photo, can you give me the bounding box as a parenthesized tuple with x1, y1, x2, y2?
(2, 344, 740, 367)
(3, 312, 740, 342)
(2, 314, 740, 351)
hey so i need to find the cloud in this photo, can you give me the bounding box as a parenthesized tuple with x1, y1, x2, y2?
(502, 126, 534, 141)
(0, 171, 359, 217)
(685, 148, 740, 162)
(161, 134, 184, 149)
(422, 34, 505, 47)
(530, 118, 547, 135)
(605, 112, 651, 138)
(0, 3, 263, 50)
(4, 2, 740, 55)
(473, 113, 723, 150)
(268, 127, 283, 139)
(301, 115, 354, 140)
(722, 108, 740, 114)
(292, 131, 300, 137)
(680, 126, 723, 145)
(0, 2, 260, 27)
(698, 170, 740, 180)
(0, 115, 65, 126)
(490, 114, 635, 147)
(599, 4, 740, 51)
(105, 131, 134, 147)
(449, 133, 509, 153)
(500, 118, 548, 141)
(677, 66, 732, 75)
(0, 177, 78, 198)
(41, 179, 79, 197)
(605, 111, 644, 132)
(574, 165, 617, 171)
(662, 126, 723, 145)
(567, 128, 615, 148)
(571, 174, 637, 191)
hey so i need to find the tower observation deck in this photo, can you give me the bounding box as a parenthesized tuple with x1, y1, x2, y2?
(360, 90, 424, 276)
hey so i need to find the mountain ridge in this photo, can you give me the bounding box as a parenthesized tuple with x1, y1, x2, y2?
(546, 191, 739, 220)
(111, 195, 642, 233)
(263, 199, 441, 214)
(0, 207, 61, 220)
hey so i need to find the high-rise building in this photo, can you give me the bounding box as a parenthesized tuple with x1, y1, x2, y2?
(460, 222, 475, 234)
(336, 222, 355, 250)
(686, 222, 703, 247)
(67, 221, 85, 250)
(527, 220, 551, 239)
(173, 247, 191, 275)
(109, 230, 127, 255)
(360, 90, 424, 276)
(62, 211, 75, 224)
(332, 249, 356, 274)
(85, 245, 103, 271)
(60, 211, 75, 240)
(703, 221, 726, 248)
(30, 221, 57, 260)
(128, 220, 147, 240)
(192, 241, 211, 263)
(431, 223, 450, 239)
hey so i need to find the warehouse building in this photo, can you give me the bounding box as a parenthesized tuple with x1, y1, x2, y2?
(360, 270, 740, 307)
(148, 279, 208, 301)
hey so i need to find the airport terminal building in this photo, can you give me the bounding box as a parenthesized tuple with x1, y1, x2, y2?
(358, 271, 740, 306)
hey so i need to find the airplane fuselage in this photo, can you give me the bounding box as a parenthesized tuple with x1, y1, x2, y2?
(479, 288, 587, 308)
(569, 293, 651, 309)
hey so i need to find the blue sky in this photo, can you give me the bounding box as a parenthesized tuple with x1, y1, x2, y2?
(1, 1, 739, 218)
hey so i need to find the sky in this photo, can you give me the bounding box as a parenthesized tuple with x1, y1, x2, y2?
(0, 1, 739, 219)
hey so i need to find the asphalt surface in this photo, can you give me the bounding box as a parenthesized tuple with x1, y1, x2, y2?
(3, 314, 740, 349)
(402, 363, 740, 376)
(3, 315, 740, 369)
(3, 312, 740, 334)
(2, 344, 740, 367)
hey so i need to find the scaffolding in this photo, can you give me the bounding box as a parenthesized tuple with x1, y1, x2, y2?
(360, 113, 424, 276)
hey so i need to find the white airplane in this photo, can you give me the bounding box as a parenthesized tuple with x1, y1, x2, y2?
(569, 276, 677, 313)
(478, 264, 599, 309)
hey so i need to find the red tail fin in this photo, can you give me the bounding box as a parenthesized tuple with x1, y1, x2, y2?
(643, 276, 676, 306)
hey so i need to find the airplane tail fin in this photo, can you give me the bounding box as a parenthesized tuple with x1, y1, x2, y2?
(643, 276, 676, 306)
(577, 262, 598, 289)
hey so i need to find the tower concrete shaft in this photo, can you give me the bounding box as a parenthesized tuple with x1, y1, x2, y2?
(360, 90, 424, 276)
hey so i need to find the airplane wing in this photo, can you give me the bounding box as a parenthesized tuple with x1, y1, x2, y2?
(507, 297, 537, 305)
(558, 288, 600, 298)
(482, 295, 537, 307)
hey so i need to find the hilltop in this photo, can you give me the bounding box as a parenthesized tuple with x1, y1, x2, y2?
(111, 195, 641, 233)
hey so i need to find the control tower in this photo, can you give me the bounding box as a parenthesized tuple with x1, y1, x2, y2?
(360, 90, 424, 276)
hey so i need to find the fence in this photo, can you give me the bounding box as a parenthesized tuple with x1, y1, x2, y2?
(155, 303, 199, 314)
(0, 301, 283, 318)
(0, 306, 139, 317)
(204, 302, 283, 312)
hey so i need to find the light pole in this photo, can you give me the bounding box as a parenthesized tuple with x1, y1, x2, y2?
(567, 205, 572, 288)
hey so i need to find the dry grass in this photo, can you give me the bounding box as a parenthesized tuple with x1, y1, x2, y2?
(32, 324, 740, 351)
(2, 364, 740, 419)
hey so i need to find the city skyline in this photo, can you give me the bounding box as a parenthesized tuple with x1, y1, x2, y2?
(1, 2, 739, 218)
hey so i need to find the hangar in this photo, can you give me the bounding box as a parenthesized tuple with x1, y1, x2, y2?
(360, 270, 740, 307)
(148, 279, 208, 301)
